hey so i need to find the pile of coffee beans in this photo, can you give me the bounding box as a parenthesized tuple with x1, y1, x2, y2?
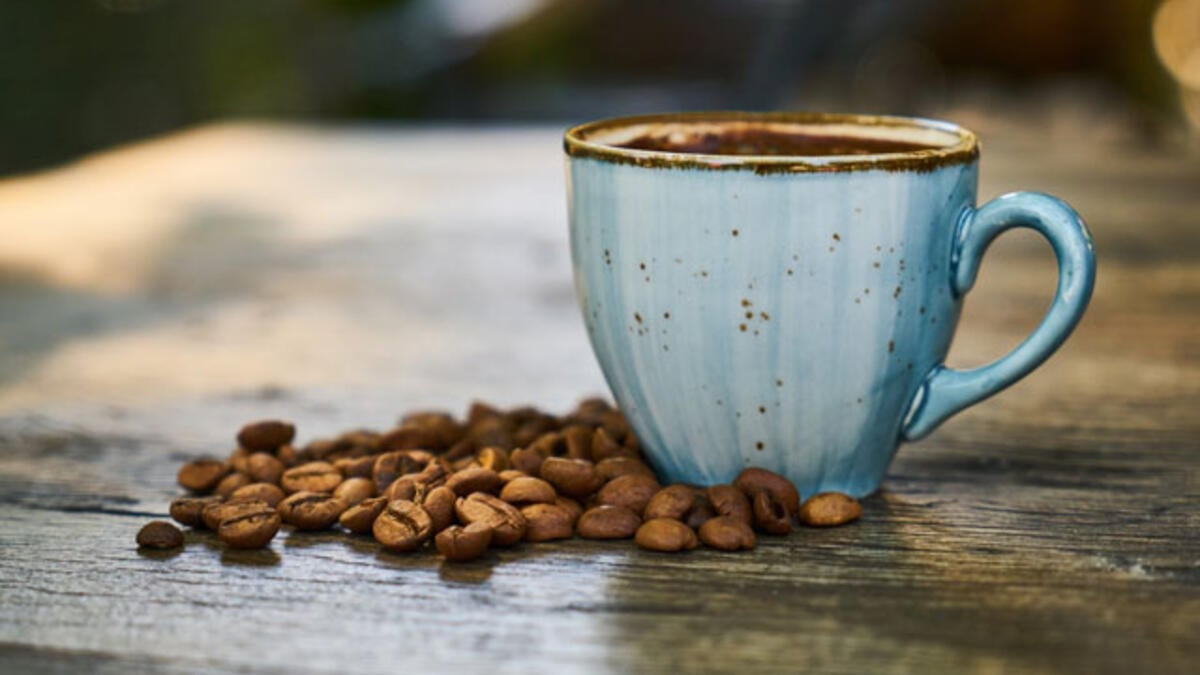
(136, 398, 861, 561)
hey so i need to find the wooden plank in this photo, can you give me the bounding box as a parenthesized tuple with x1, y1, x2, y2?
(0, 124, 1197, 674)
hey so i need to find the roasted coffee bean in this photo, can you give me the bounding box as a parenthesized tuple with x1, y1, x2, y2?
(590, 428, 628, 461)
(499, 476, 556, 505)
(644, 485, 698, 520)
(228, 447, 251, 475)
(214, 472, 252, 498)
(734, 468, 801, 517)
(170, 496, 223, 528)
(276, 443, 302, 467)
(337, 429, 382, 455)
(509, 447, 544, 475)
(450, 456, 480, 472)
(565, 397, 612, 427)
(385, 477, 417, 502)
(467, 400, 502, 426)
(384, 462, 447, 501)
(512, 416, 559, 449)
(698, 516, 756, 551)
(373, 499, 433, 552)
(177, 459, 228, 493)
(539, 457, 603, 499)
(372, 450, 433, 491)
(398, 411, 465, 449)
(281, 461, 343, 494)
(466, 416, 514, 451)
(555, 497, 584, 525)
(137, 521, 184, 549)
(751, 492, 792, 535)
(562, 425, 592, 460)
(278, 492, 347, 531)
(576, 505, 641, 539)
(596, 474, 660, 515)
(229, 482, 285, 507)
(521, 503, 575, 542)
(623, 430, 642, 454)
(476, 446, 509, 472)
(595, 456, 655, 481)
(498, 469, 526, 483)
(247, 453, 285, 485)
(446, 467, 502, 497)
(707, 485, 752, 526)
(527, 432, 567, 459)
(436, 522, 493, 562)
(334, 455, 376, 479)
(339, 496, 387, 534)
(237, 420, 296, 453)
(219, 509, 281, 549)
(333, 477, 375, 506)
(798, 493, 862, 527)
(421, 485, 457, 534)
(301, 438, 337, 461)
(599, 410, 631, 444)
(635, 518, 699, 552)
(454, 493, 526, 547)
(685, 499, 716, 530)
(202, 499, 272, 531)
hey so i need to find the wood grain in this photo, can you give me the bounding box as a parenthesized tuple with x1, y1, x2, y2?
(0, 124, 1197, 674)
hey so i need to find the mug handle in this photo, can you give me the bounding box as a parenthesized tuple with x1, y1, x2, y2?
(901, 192, 1096, 441)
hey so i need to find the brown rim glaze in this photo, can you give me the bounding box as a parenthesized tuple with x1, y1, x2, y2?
(564, 112, 979, 175)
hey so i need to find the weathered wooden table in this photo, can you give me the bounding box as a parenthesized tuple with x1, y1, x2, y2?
(0, 124, 1197, 674)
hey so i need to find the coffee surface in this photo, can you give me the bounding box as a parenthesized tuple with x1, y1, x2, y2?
(615, 128, 937, 157)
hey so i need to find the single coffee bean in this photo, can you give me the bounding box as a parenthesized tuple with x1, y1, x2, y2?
(698, 516, 756, 551)
(436, 522, 493, 562)
(137, 521, 184, 549)
(219, 509, 281, 549)
(499, 476, 557, 505)
(476, 447, 509, 472)
(228, 447, 251, 475)
(734, 468, 801, 517)
(229, 482, 285, 507)
(644, 485, 698, 520)
(277, 492, 347, 531)
(562, 425, 592, 460)
(339, 495, 388, 534)
(576, 505, 641, 539)
(237, 420, 296, 453)
(445, 467, 502, 496)
(334, 455, 376, 479)
(281, 461, 343, 494)
(798, 492, 862, 527)
(336, 429, 382, 455)
(454, 493, 526, 547)
(509, 447, 544, 475)
(247, 453, 285, 485)
(302, 438, 337, 461)
(372, 450, 433, 491)
(635, 518, 699, 552)
(498, 469, 527, 483)
(521, 503, 575, 542)
(170, 496, 223, 528)
(378, 424, 437, 454)
(333, 477, 375, 506)
(539, 457, 603, 499)
(527, 432, 567, 459)
(590, 427, 629, 461)
(214, 472, 252, 498)
(466, 415, 514, 451)
(707, 484, 752, 526)
(599, 410, 632, 444)
(751, 491, 792, 535)
(202, 499, 273, 531)
(467, 400, 502, 426)
(373, 499, 433, 552)
(397, 411, 465, 449)
(685, 498, 716, 530)
(385, 477, 417, 502)
(421, 485, 458, 534)
(451, 456, 480, 472)
(555, 497, 584, 525)
(276, 443, 302, 467)
(566, 397, 613, 426)
(595, 456, 655, 481)
(596, 474, 660, 515)
(177, 459, 228, 493)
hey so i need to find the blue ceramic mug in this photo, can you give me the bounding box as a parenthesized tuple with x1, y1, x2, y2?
(564, 112, 1095, 497)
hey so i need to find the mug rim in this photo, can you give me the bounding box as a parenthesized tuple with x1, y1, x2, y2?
(563, 111, 979, 174)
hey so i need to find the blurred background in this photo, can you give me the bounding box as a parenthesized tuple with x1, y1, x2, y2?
(2, 0, 1199, 176)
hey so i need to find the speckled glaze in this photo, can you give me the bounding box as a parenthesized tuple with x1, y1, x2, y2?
(565, 113, 1095, 497)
